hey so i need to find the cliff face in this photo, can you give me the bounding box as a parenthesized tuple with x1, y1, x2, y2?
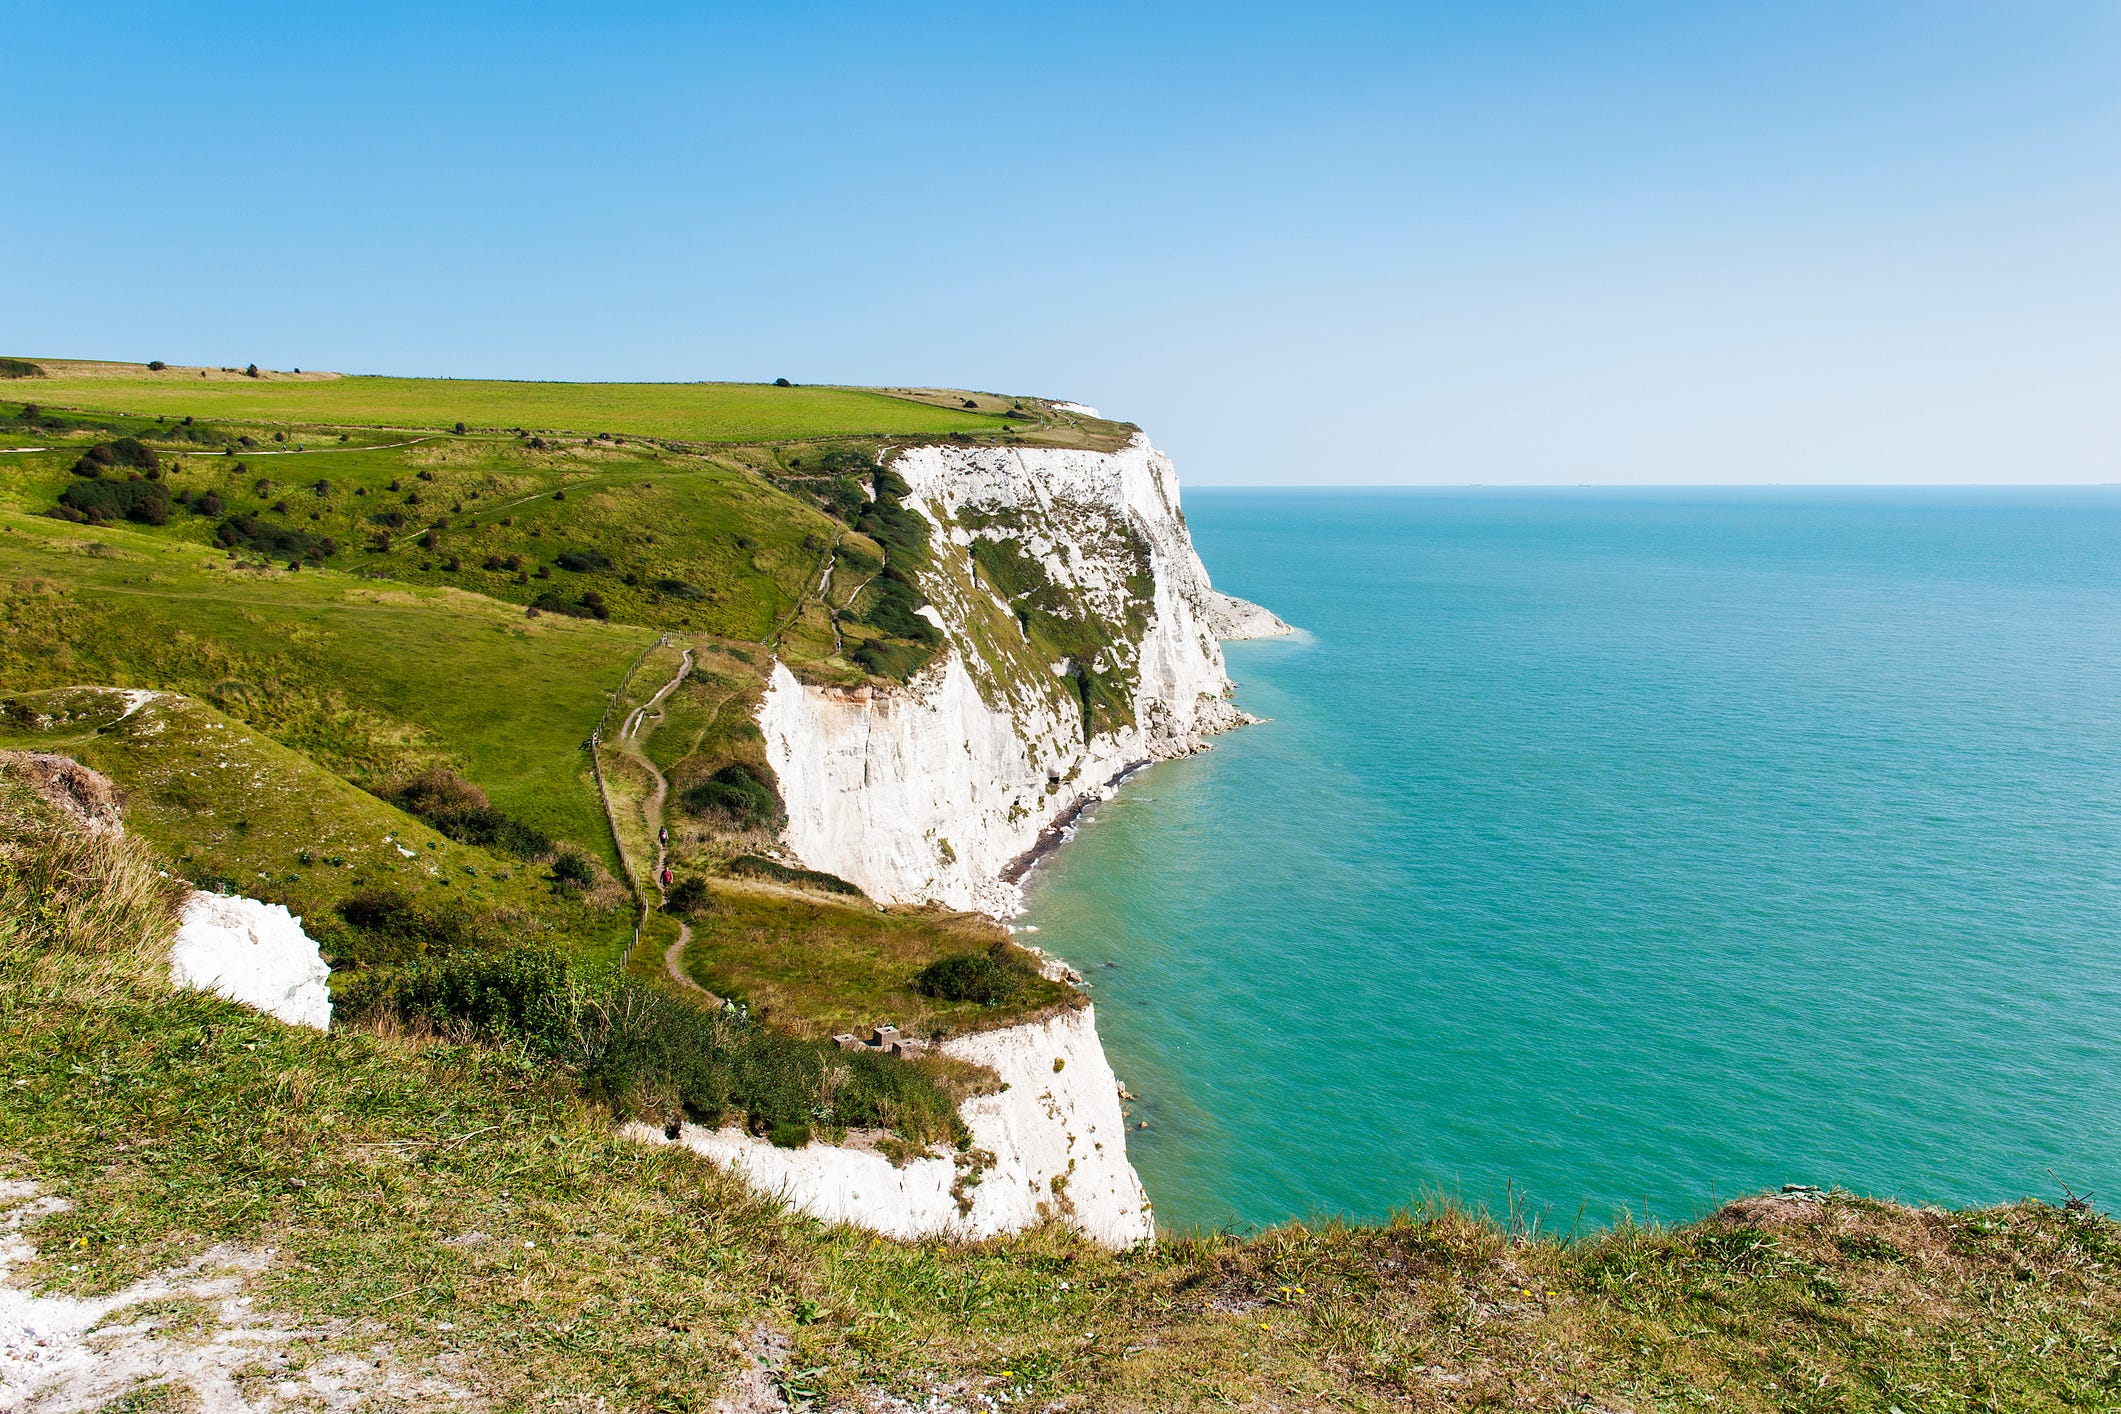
(762, 434, 1256, 915)
(630, 1005, 1151, 1248)
(745, 431, 1278, 1249)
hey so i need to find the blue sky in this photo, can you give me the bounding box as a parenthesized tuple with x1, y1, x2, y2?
(9, 2, 2118, 484)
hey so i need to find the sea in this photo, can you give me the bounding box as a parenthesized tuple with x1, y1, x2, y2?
(1020, 488, 2121, 1234)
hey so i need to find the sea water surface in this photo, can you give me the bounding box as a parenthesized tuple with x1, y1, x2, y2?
(1022, 489, 2121, 1232)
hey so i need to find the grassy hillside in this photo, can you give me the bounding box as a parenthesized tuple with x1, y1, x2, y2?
(0, 686, 634, 969)
(4, 358, 1011, 443)
(5, 790, 2115, 1411)
(0, 511, 652, 859)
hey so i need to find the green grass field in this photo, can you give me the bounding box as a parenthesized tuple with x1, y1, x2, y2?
(0, 687, 634, 969)
(6, 359, 1012, 442)
(678, 884, 1075, 1039)
(0, 508, 653, 862)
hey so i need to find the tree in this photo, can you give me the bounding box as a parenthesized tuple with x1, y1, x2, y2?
(773, 377, 792, 387)
(244, 363, 260, 378)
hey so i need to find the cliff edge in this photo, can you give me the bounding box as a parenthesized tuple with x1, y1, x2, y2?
(763, 433, 1270, 915)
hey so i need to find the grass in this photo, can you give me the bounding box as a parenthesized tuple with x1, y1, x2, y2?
(4, 791, 2117, 1410)
(0, 686, 633, 971)
(0, 510, 653, 863)
(6, 359, 1014, 443)
(679, 884, 1081, 1040)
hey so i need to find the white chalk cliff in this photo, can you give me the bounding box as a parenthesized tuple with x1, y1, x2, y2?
(733, 430, 1285, 1249)
(630, 1005, 1150, 1248)
(763, 433, 1268, 915)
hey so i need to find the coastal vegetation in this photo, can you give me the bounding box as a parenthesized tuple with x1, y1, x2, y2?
(4, 782, 2114, 1409)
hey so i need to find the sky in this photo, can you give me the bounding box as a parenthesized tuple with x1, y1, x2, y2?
(8, 2, 2119, 485)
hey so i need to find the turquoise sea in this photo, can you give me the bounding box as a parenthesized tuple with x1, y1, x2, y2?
(1022, 489, 2121, 1233)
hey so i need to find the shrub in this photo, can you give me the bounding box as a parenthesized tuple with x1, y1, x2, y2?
(665, 876, 712, 916)
(54, 478, 171, 527)
(0, 359, 46, 379)
(550, 847, 595, 889)
(70, 440, 160, 479)
(860, 572, 943, 645)
(721, 854, 861, 896)
(773, 377, 792, 387)
(244, 363, 260, 378)
(215, 514, 335, 563)
(680, 762, 781, 830)
(389, 767, 554, 859)
(344, 945, 965, 1144)
(147, 360, 167, 371)
(452, 421, 467, 435)
(191, 491, 224, 516)
(554, 549, 612, 573)
(915, 944, 1038, 1005)
(329, 887, 513, 966)
(650, 577, 703, 600)
(337, 946, 578, 1047)
(769, 1122, 811, 1149)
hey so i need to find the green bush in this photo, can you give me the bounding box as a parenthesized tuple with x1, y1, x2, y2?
(550, 847, 594, 889)
(215, 514, 336, 562)
(665, 875, 712, 915)
(390, 767, 554, 859)
(860, 572, 943, 646)
(769, 1122, 812, 1149)
(53, 478, 171, 527)
(527, 590, 606, 620)
(339, 946, 967, 1145)
(0, 358, 46, 379)
(555, 549, 612, 573)
(915, 944, 1038, 1006)
(721, 854, 861, 896)
(680, 762, 781, 829)
(331, 886, 514, 965)
(336, 946, 577, 1048)
(650, 577, 702, 600)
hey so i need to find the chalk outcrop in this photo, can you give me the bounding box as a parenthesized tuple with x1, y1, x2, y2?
(168, 893, 333, 1031)
(1204, 590, 1295, 641)
(762, 433, 1258, 915)
(631, 1005, 1150, 1248)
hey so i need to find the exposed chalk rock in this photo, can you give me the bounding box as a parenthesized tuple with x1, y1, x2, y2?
(762, 434, 1256, 915)
(168, 893, 332, 1031)
(630, 1005, 1151, 1249)
(1203, 590, 1296, 640)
